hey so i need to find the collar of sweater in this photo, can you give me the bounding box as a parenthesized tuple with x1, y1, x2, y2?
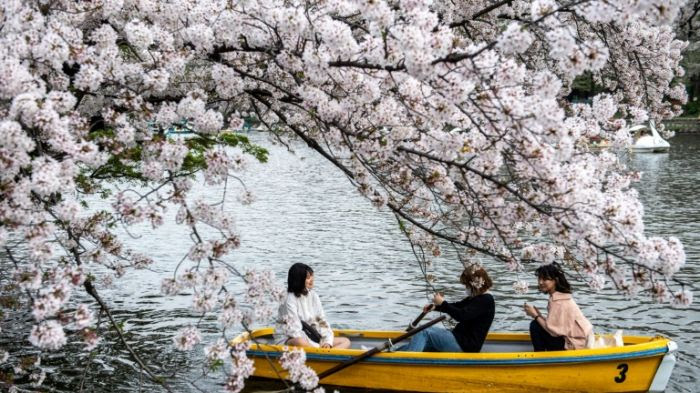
(550, 291, 572, 301)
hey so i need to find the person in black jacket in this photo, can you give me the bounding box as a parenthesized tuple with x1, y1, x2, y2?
(396, 265, 495, 353)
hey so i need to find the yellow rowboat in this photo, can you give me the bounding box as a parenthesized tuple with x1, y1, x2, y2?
(232, 328, 678, 393)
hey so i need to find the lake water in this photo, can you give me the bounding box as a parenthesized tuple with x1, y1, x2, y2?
(1, 133, 698, 392)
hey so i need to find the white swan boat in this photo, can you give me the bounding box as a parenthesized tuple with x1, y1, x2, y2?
(628, 121, 670, 153)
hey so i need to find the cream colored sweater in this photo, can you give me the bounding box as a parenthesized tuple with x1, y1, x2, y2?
(274, 290, 334, 347)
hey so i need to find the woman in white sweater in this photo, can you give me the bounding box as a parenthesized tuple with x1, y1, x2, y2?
(275, 263, 351, 349)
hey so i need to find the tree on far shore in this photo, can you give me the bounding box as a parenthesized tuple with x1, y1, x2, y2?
(676, 0, 700, 114)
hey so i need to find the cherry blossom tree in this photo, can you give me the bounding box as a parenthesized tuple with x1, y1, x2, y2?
(0, 0, 694, 391)
(677, 0, 700, 102)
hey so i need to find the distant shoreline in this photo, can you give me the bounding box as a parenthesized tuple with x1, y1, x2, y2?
(663, 117, 700, 133)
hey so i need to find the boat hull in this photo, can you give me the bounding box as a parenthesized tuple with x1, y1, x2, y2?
(629, 146, 670, 153)
(235, 329, 676, 393)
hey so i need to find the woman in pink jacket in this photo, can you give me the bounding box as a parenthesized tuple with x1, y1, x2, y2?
(523, 262, 593, 351)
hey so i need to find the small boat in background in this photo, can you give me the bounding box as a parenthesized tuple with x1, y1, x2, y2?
(233, 328, 678, 393)
(588, 135, 611, 149)
(629, 121, 670, 153)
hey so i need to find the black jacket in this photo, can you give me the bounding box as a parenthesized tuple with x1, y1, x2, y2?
(435, 293, 495, 352)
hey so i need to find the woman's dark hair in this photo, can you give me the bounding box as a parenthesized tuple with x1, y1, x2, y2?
(287, 263, 313, 297)
(460, 265, 493, 296)
(535, 262, 572, 293)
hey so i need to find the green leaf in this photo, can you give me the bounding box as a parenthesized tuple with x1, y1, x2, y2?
(182, 151, 207, 172)
(209, 359, 224, 371)
(218, 132, 269, 163)
(87, 128, 115, 142)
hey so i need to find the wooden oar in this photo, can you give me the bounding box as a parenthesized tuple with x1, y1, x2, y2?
(315, 314, 447, 381)
(406, 304, 435, 331)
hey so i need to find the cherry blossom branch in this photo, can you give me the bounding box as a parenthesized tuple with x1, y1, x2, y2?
(393, 146, 690, 287)
(449, 0, 516, 27)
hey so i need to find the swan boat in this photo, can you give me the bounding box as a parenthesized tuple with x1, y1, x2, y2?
(628, 121, 670, 153)
(232, 328, 678, 393)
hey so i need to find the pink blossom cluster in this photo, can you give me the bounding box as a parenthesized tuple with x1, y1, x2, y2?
(225, 342, 255, 393)
(204, 338, 229, 364)
(219, 294, 244, 328)
(280, 347, 319, 391)
(243, 269, 287, 324)
(28, 321, 67, 351)
(173, 326, 202, 351)
(512, 280, 529, 295)
(672, 289, 693, 308)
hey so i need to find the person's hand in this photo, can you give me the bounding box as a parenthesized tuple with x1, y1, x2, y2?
(433, 292, 444, 306)
(423, 303, 435, 313)
(524, 302, 538, 318)
(321, 343, 332, 349)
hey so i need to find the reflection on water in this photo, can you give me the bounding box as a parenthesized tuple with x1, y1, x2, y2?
(1, 134, 699, 392)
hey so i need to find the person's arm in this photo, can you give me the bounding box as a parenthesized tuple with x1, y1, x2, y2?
(525, 301, 564, 337)
(435, 295, 488, 323)
(533, 307, 558, 336)
(313, 292, 335, 348)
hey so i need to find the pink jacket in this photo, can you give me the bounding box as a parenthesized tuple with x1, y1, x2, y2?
(542, 292, 593, 350)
